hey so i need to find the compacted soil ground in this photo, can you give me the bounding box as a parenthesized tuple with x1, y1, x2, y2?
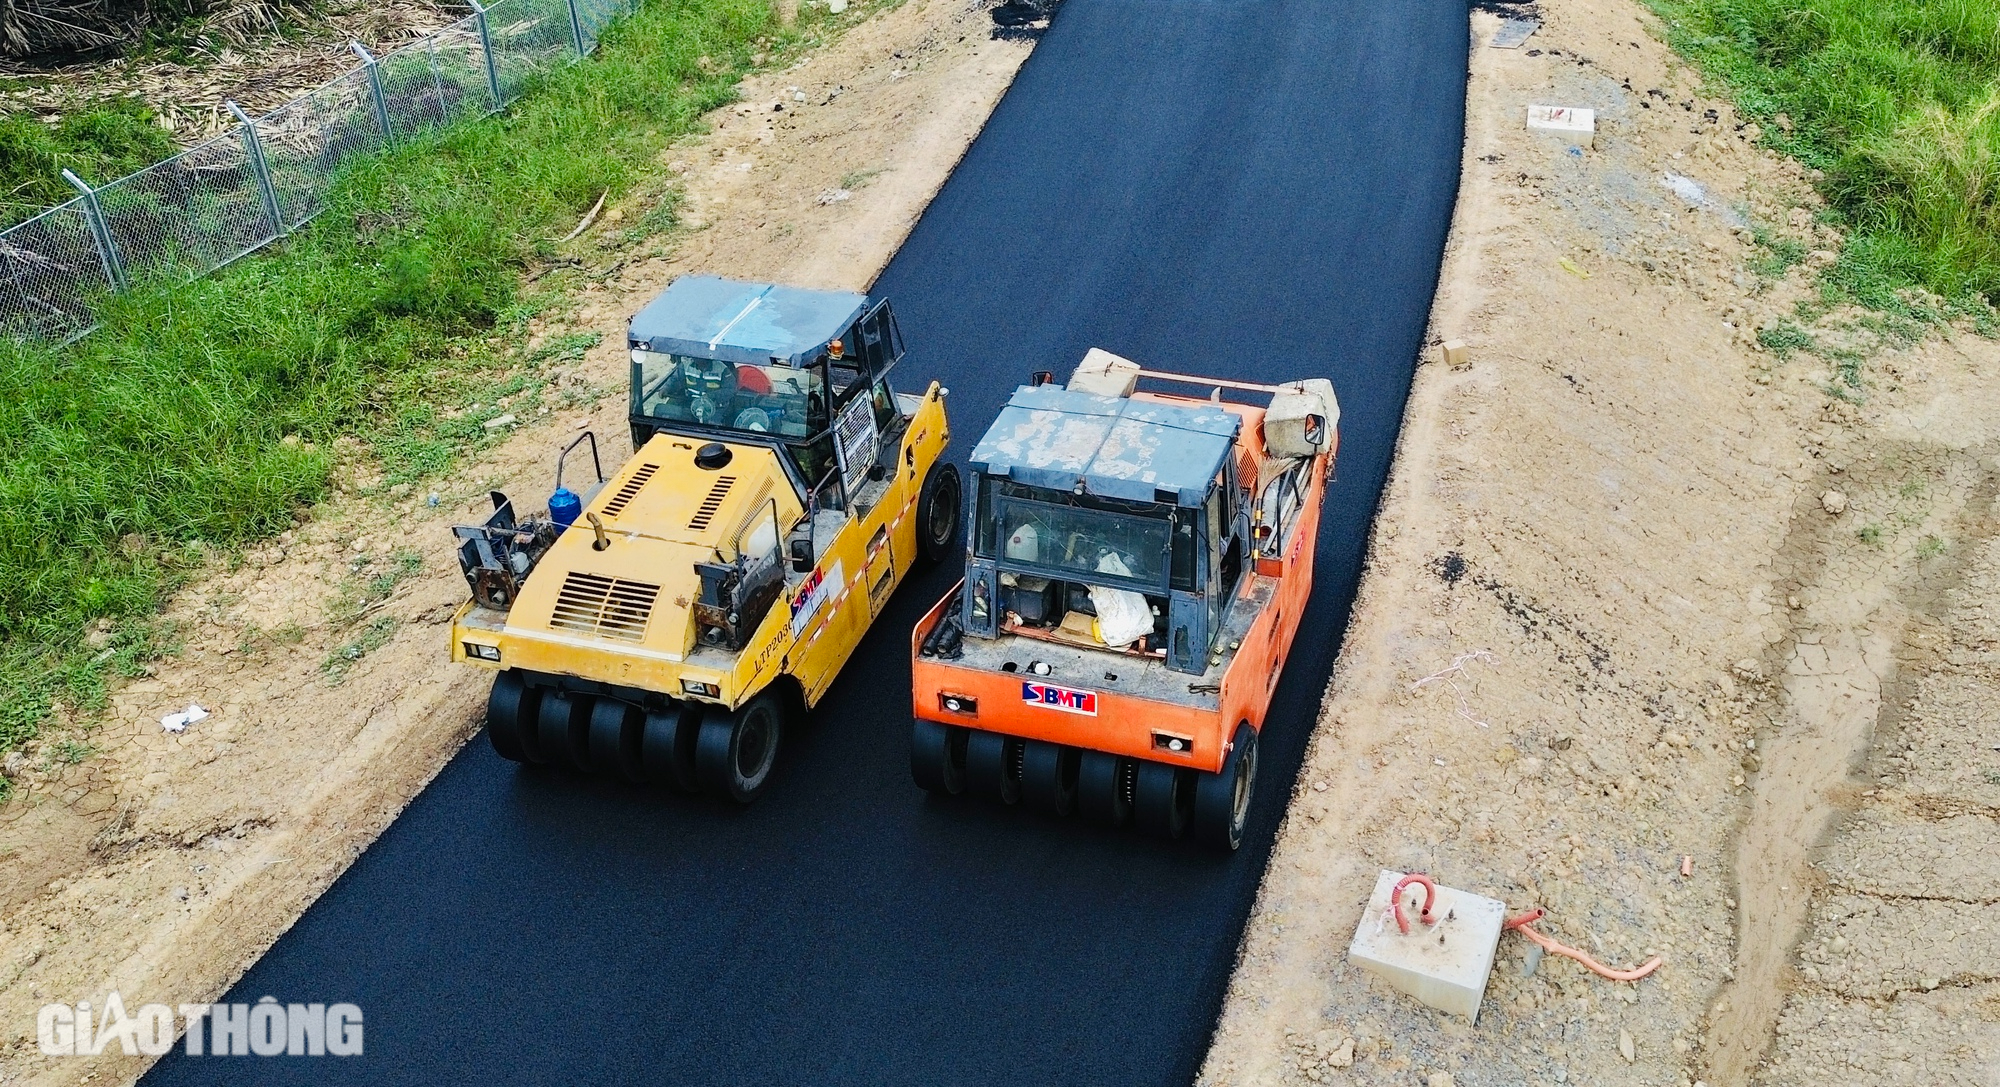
(0, 1, 1035, 1081)
(1200, 3, 1999, 1086)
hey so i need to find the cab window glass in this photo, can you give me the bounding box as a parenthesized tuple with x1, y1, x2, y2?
(634, 352, 823, 438)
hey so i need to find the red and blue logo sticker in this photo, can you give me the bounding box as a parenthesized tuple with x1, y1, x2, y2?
(1022, 681, 1098, 716)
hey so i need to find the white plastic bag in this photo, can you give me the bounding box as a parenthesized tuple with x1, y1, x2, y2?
(161, 704, 209, 734)
(1089, 552, 1153, 647)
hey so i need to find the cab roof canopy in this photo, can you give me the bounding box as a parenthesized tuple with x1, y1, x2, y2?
(970, 385, 1241, 507)
(627, 275, 870, 367)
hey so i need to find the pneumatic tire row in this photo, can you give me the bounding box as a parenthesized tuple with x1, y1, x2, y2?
(910, 719, 1259, 851)
(487, 670, 784, 803)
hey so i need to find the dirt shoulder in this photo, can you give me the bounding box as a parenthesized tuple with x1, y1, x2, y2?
(1200, 2, 2000, 1086)
(0, 2, 1032, 1082)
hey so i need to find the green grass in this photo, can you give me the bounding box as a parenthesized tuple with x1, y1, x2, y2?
(0, 0, 844, 775)
(0, 100, 180, 229)
(1648, 0, 2000, 304)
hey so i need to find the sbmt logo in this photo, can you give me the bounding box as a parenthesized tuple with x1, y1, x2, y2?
(1021, 680, 1098, 716)
(38, 992, 362, 1057)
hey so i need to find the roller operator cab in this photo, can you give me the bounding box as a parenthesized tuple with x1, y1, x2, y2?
(909, 350, 1338, 849)
(450, 276, 959, 803)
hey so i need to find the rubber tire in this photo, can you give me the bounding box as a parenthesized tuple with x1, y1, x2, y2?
(911, 719, 968, 795)
(1193, 724, 1258, 851)
(1019, 740, 1080, 816)
(695, 691, 784, 803)
(641, 703, 702, 793)
(588, 699, 646, 784)
(915, 462, 962, 567)
(536, 691, 593, 773)
(1133, 760, 1194, 840)
(964, 730, 1022, 805)
(486, 671, 541, 764)
(1076, 751, 1134, 827)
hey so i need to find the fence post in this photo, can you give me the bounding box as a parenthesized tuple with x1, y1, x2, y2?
(351, 42, 396, 143)
(60, 168, 125, 292)
(226, 100, 287, 236)
(468, 0, 506, 109)
(566, 0, 588, 57)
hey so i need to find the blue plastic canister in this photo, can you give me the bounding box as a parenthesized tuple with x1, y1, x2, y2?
(548, 486, 582, 529)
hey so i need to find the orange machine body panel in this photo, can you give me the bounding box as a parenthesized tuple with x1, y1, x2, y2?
(912, 449, 1326, 775)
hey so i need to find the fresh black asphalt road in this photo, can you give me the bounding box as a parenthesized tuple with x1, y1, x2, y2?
(143, 2, 1465, 1083)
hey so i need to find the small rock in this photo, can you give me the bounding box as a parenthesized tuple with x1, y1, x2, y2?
(426, 493, 442, 508)
(351, 538, 369, 553)
(84, 628, 114, 649)
(2, 750, 23, 778)
(1733, 658, 1766, 683)
(1328, 1038, 1354, 1068)
(1820, 489, 1847, 515)
(1493, 746, 1519, 765)
(389, 482, 413, 499)
(172, 886, 189, 902)
(482, 413, 518, 430)
(1428, 1073, 1455, 1087)
(816, 188, 853, 206)
(1312, 781, 1327, 792)
(1922, 977, 1940, 991)
(1805, 249, 1838, 268)
(1619, 1028, 1636, 1063)
(827, 0, 846, 11)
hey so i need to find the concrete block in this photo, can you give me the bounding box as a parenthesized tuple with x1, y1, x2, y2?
(1347, 870, 1506, 1022)
(1527, 104, 1595, 147)
(1067, 348, 1140, 398)
(1438, 340, 1470, 370)
(1264, 378, 1338, 459)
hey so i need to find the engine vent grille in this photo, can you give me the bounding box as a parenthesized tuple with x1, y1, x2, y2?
(599, 463, 659, 520)
(548, 572, 659, 643)
(687, 474, 737, 532)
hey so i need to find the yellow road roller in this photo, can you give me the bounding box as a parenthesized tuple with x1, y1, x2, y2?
(449, 276, 958, 802)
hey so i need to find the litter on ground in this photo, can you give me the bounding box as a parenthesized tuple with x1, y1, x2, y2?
(160, 704, 209, 733)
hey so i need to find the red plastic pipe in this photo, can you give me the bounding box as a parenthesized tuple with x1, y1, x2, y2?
(1504, 907, 1662, 982)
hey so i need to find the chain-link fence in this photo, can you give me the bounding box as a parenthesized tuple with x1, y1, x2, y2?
(0, 0, 639, 346)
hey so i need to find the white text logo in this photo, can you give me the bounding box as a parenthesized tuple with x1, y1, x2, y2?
(37, 993, 362, 1057)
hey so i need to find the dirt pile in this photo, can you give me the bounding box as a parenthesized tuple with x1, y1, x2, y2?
(0, 2, 1031, 1082)
(1199, 2, 2000, 1085)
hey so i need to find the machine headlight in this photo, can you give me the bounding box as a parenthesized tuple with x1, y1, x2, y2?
(630, 347, 650, 366)
(464, 642, 501, 662)
(681, 679, 720, 698)
(939, 693, 978, 716)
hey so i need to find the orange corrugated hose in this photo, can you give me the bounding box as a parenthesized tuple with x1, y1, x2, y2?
(1389, 873, 1438, 935)
(1503, 907, 1662, 982)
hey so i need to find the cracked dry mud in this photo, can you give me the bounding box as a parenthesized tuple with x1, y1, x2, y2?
(0, 2, 1032, 1082)
(1201, 1, 2000, 1086)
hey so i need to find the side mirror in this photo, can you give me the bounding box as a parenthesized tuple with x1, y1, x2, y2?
(789, 533, 813, 574)
(1030, 370, 1055, 387)
(1302, 413, 1326, 447)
